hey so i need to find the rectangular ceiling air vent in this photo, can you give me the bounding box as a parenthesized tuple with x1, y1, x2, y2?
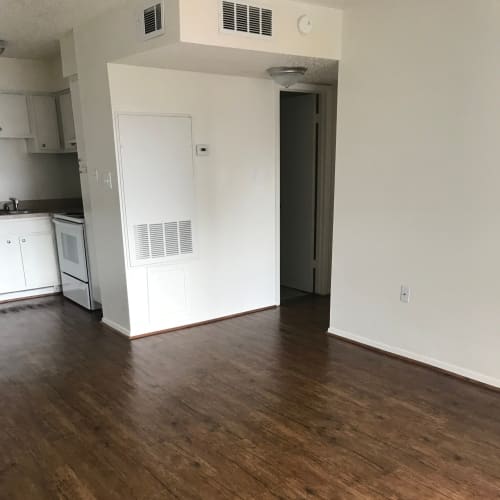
(221, 2, 273, 37)
(142, 1, 165, 40)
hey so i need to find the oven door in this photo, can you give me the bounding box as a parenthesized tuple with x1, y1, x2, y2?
(53, 220, 88, 283)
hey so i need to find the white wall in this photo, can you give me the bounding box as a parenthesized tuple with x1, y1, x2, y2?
(331, 0, 500, 387)
(72, 0, 183, 331)
(0, 57, 57, 92)
(0, 57, 80, 204)
(180, 0, 342, 60)
(109, 64, 276, 336)
(72, 0, 340, 333)
(0, 142, 80, 201)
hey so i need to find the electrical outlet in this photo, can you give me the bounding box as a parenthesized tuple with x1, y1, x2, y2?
(400, 285, 411, 304)
(196, 144, 209, 156)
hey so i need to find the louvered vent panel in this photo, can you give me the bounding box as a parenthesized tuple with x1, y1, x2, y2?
(149, 223, 165, 258)
(222, 1, 236, 30)
(261, 8, 272, 36)
(135, 224, 151, 260)
(249, 6, 260, 34)
(143, 2, 164, 38)
(165, 222, 180, 256)
(221, 1, 272, 37)
(236, 4, 248, 32)
(133, 220, 193, 264)
(179, 221, 194, 254)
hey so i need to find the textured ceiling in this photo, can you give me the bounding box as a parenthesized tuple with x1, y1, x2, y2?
(0, 0, 128, 59)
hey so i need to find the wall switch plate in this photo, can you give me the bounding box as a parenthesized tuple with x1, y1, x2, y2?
(196, 144, 209, 156)
(400, 285, 411, 304)
(104, 172, 113, 190)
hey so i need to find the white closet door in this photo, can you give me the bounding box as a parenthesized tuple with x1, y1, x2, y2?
(116, 114, 195, 267)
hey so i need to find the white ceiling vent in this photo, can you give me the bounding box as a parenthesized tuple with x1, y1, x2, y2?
(133, 220, 194, 265)
(142, 1, 165, 40)
(221, 1, 273, 37)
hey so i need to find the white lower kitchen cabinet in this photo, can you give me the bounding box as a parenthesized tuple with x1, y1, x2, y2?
(0, 236, 26, 294)
(20, 232, 60, 289)
(0, 215, 61, 301)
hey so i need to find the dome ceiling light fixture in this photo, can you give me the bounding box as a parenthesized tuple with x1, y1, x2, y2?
(0, 40, 7, 56)
(267, 66, 308, 88)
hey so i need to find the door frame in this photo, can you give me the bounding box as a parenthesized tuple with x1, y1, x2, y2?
(275, 82, 337, 304)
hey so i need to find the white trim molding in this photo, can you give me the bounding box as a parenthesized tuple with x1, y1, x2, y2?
(328, 327, 500, 390)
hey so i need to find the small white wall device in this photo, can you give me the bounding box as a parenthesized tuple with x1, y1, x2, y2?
(298, 15, 313, 35)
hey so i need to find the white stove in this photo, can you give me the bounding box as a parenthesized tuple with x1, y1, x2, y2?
(53, 213, 99, 310)
(53, 213, 85, 224)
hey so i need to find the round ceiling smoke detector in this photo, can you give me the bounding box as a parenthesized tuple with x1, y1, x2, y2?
(298, 15, 313, 35)
(266, 67, 308, 88)
(0, 40, 7, 56)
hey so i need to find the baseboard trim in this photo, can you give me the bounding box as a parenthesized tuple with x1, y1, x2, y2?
(101, 318, 131, 337)
(328, 328, 500, 392)
(129, 305, 278, 340)
(0, 290, 61, 305)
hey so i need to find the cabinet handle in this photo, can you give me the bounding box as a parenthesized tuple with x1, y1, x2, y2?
(41, 144, 46, 148)
(21, 238, 26, 243)
(6, 240, 11, 244)
(0, 126, 3, 131)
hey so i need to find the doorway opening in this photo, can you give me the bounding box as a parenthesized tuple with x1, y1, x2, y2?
(278, 86, 336, 304)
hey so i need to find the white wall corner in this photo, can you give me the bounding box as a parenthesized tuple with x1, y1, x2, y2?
(101, 317, 131, 338)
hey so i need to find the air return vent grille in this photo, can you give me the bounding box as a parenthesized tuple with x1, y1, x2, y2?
(142, 2, 164, 39)
(133, 220, 193, 264)
(221, 2, 272, 37)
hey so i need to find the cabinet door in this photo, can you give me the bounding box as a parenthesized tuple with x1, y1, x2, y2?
(59, 92, 76, 151)
(0, 94, 31, 138)
(30, 95, 61, 151)
(69, 80, 86, 159)
(0, 236, 26, 293)
(20, 232, 60, 289)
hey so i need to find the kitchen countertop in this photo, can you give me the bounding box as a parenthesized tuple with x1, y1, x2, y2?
(0, 212, 53, 221)
(0, 210, 81, 221)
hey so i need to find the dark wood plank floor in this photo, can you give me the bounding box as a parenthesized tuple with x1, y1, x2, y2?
(1, 295, 500, 499)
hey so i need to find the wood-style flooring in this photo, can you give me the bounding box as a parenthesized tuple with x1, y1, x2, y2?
(1, 295, 500, 499)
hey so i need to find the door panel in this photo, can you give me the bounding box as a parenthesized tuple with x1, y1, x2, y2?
(0, 94, 31, 138)
(20, 233, 60, 289)
(0, 236, 26, 293)
(59, 91, 76, 150)
(54, 221, 88, 282)
(280, 93, 317, 293)
(31, 95, 61, 151)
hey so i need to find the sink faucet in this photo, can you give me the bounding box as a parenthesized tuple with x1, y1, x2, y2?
(9, 198, 19, 211)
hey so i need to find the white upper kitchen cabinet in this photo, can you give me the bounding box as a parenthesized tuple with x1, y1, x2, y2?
(69, 80, 86, 160)
(0, 94, 31, 139)
(0, 236, 26, 294)
(27, 95, 61, 153)
(59, 91, 77, 152)
(19, 232, 60, 289)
